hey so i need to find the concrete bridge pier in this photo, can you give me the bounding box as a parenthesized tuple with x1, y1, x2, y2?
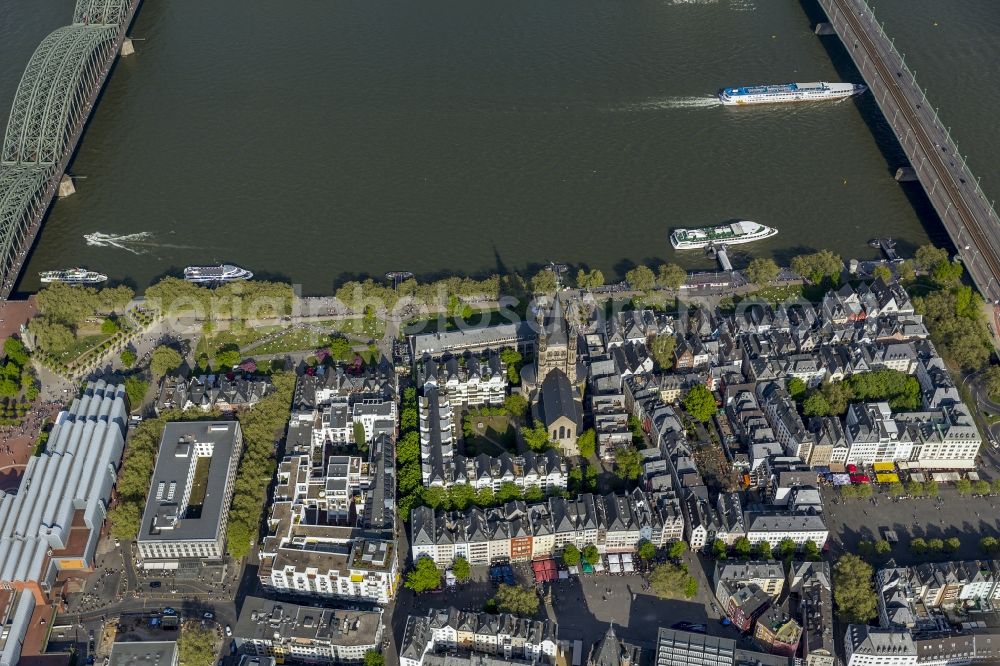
(894, 167, 918, 182)
(814, 22, 836, 35)
(57, 174, 76, 198)
(121, 37, 135, 57)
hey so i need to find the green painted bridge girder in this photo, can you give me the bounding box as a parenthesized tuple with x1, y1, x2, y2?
(1, 24, 119, 167)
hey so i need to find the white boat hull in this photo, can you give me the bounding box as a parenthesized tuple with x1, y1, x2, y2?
(719, 82, 866, 106)
(670, 221, 778, 250)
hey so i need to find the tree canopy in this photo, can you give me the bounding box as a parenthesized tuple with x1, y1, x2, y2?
(3, 338, 29, 366)
(576, 269, 605, 290)
(109, 415, 170, 538)
(649, 562, 698, 599)
(123, 376, 149, 412)
(452, 556, 471, 582)
(790, 250, 842, 284)
(504, 393, 529, 419)
(500, 348, 523, 385)
(984, 365, 1000, 401)
(577, 429, 596, 459)
(802, 380, 854, 417)
(214, 343, 242, 368)
(613, 445, 642, 481)
(914, 286, 991, 370)
(492, 584, 539, 616)
(177, 625, 216, 666)
(120, 348, 137, 368)
(523, 425, 552, 452)
(683, 384, 716, 423)
(746, 257, 780, 285)
(871, 264, 893, 283)
(625, 265, 656, 291)
(650, 335, 677, 371)
(833, 554, 877, 623)
(657, 263, 687, 291)
(561, 544, 581, 566)
(363, 651, 385, 666)
(914, 244, 950, 271)
(930, 257, 963, 287)
(406, 557, 442, 592)
(150, 345, 183, 376)
(531, 269, 558, 294)
(35, 283, 134, 325)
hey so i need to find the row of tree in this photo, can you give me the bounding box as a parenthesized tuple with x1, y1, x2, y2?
(622, 264, 688, 292)
(910, 536, 962, 555)
(0, 337, 37, 400)
(145, 277, 294, 320)
(109, 415, 172, 538)
(398, 387, 429, 521)
(711, 537, 821, 562)
(225, 372, 296, 558)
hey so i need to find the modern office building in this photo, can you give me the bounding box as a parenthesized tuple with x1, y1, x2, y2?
(137, 421, 243, 568)
(654, 627, 791, 666)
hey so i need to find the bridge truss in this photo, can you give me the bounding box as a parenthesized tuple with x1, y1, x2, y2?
(0, 0, 139, 298)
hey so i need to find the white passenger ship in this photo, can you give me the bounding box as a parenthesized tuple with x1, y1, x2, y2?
(719, 81, 866, 105)
(183, 264, 253, 283)
(670, 221, 777, 250)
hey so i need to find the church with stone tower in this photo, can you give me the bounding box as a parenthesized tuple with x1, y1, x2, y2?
(533, 294, 579, 386)
(523, 294, 584, 456)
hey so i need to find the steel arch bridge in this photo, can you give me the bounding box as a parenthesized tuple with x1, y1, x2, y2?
(74, 0, 131, 26)
(0, 167, 50, 293)
(0, 0, 138, 298)
(1, 25, 118, 167)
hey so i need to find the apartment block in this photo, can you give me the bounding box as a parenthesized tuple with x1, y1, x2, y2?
(400, 608, 557, 666)
(233, 596, 383, 664)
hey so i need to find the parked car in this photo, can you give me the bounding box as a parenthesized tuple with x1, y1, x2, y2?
(149, 581, 161, 589)
(203, 612, 214, 620)
(225, 625, 232, 637)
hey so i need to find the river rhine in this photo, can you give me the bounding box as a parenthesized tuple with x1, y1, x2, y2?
(1, 0, 997, 294)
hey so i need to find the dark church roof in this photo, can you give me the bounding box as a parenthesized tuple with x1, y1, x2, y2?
(589, 624, 640, 666)
(540, 369, 578, 428)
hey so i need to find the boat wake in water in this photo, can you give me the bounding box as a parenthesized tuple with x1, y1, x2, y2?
(611, 96, 721, 112)
(84, 231, 199, 254)
(85, 232, 153, 254)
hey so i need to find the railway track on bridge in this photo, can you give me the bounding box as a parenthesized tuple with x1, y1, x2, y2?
(830, 0, 1000, 299)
